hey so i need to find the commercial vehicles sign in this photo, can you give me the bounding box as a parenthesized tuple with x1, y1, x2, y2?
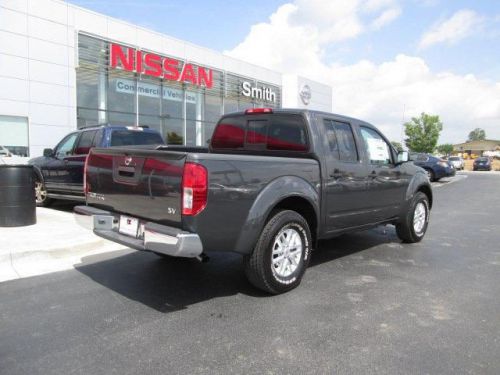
(109, 43, 213, 89)
(115, 79, 197, 103)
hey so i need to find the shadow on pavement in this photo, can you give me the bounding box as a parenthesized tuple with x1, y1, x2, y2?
(45, 201, 80, 213)
(75, 226, 398, 313)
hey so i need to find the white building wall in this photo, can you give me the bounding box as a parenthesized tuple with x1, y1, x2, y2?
(1, 0, 328, 157)
(0, 0, 76, 157)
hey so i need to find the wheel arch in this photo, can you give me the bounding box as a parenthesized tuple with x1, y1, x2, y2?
(233, 176, 320, 255)
(32, 165, 44, 183)
(416, 184, 433, 209)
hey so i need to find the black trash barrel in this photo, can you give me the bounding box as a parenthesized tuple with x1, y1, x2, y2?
(0, 165, 36, 227)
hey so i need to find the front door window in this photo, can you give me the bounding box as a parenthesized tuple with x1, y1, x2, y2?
(55, 133, 78, 159)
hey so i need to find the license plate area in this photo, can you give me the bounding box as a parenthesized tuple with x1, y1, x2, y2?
(119, 215, 139, 238)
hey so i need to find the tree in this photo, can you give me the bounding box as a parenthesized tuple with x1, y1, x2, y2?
(391, 141, 403, 152)
(167, 132, 183, 145)
(436, 143, 454, 156)
(467, 128, 486, 141)
(404, 112, 443, 153)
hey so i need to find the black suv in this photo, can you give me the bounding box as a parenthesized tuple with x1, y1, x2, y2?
(29, 125, 164, 206)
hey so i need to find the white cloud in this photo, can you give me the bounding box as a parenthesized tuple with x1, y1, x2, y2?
(329, 56, 500, 143)
(225, 1, 500, 143)
(371, 7, 402, 30)
(418, 9, 483, 49)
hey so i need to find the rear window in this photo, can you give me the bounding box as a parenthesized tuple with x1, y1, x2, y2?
(110, 130, 163, 146)
(211, 114, 308, 152)
(449, 156, 459, 161)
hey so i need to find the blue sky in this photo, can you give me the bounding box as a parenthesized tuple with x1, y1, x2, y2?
(68, 0, 500, 142)
(68, 0, 500, 80)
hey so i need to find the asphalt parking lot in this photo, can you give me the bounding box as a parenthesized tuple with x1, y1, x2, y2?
(1, 172, 499, 374)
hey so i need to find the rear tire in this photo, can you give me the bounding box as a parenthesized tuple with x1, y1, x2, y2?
(396, 192, 430, 243)
(244, 210, 312, 294)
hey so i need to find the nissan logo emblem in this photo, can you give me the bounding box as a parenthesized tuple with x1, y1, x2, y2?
(124, 156, 133, 166)
(299, 84, 312, 105)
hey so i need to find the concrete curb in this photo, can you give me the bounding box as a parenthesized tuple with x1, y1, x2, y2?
(0, 240, 123, 282)
(0, 207, 124, 282)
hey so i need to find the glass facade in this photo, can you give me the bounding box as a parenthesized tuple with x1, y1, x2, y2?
(76, 34, 282, 146)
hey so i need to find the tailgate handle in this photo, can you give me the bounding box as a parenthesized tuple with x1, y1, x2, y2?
(118, 166, 135, 178)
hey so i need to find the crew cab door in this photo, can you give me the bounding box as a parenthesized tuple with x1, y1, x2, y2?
(321, 118, 372, 231)
(357, 125, 408, 221)
(43, 132, 79, 193)
(69, 129, 99, 194)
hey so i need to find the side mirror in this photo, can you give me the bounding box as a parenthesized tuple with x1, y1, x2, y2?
(397, 150, 409, 163)
(43, 148, 53, 157)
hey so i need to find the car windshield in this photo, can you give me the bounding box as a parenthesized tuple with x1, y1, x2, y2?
(477, 157, 488, 162)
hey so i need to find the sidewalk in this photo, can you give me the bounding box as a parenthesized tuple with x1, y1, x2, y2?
(0, 206, 123, 282)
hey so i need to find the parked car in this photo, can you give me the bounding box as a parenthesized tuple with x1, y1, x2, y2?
(0, 145, 12, 157)
(448, 156, 464, 170)
(29, 125, 164, 206)
(75, 108, 433, 294)
(410, 153, 455, 182)
(473, 157, 492, 171)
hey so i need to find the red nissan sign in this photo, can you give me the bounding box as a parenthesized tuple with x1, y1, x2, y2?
(109, 43, 213, 89)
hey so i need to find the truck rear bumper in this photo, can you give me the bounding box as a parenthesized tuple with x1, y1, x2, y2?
(74, 205, 203, 258)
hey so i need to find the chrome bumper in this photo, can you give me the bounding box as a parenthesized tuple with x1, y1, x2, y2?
(74, 205, 203, 258)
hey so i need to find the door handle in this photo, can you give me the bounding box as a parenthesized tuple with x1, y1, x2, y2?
(369, 170, 377, 178)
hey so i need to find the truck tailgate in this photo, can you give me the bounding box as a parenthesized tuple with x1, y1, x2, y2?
(85, 147, 186, 226)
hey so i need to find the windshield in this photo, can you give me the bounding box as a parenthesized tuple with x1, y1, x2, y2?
(110, 130, 163, 146)
(449, 157, 459, 161)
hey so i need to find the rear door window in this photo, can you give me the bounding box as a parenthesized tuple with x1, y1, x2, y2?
(74, 130, 97, 155)
(92, 129, 104, 147)
(323, 119, 358, 162)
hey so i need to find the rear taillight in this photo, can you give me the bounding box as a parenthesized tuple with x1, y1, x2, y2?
(182, 162, 207, 216)
(83, 153, 90, 196)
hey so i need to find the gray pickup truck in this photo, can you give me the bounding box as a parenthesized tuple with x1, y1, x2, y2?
(75, 108, 432, 294)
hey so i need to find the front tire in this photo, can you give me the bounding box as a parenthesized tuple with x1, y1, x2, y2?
(396, 192, 430, 243)
(35, 179, 52, 207)
(244, 210, 312, 294)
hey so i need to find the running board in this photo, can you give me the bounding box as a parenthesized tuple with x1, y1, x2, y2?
(47, 193, 85, 202)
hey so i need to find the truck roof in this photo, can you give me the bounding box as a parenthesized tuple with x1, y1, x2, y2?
(222, 108, 375, 129)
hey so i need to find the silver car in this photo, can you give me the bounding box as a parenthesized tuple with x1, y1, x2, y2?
(448, 156, 464, 170)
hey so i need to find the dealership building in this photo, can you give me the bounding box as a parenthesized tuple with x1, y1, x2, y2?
(0, 0, 332, 157)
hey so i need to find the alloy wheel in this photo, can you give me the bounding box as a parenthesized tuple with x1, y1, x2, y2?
(35, 181, 47, 204)
(413, 202, 427, 235)
(271, 227, 303, 278)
